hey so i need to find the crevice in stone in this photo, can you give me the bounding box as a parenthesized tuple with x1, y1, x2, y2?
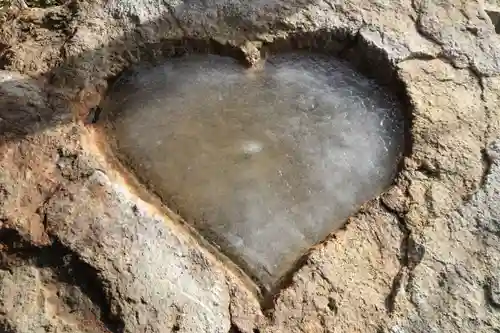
(479, 147, 493, 190)
(415, 160, 441, 179)
(468, 65, 486, 95)
(399, 52, 437, 63)
(0, 42, 8, 70)
(385, 270, 405, 313)
(464, 64, 493, 197)
(227, 288, 244, 333)
(84, 106, 102, 124)
(25, 0, 66, 8)
(484, 276, 500, 310)
(486, 9, 500, 34)
(0, 320, 16, 333)
(37, 184, 64, 233)
(380, 201, 425, 314)
(57, 6, 81, 61)
(228, 323, 244, 333)
(0, 227, 125, 333)
(384, 211, 410, 314)
(327, 296, 338, 314)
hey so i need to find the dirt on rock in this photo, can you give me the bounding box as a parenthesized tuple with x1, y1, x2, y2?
(0, 0, 499, 332)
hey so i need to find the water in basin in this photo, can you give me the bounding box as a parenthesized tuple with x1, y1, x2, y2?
(100, 53, 406, 289)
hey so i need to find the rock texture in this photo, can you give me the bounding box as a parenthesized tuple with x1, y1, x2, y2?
(0, 0, 498, 332)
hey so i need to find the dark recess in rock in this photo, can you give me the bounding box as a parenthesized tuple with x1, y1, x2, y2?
(100, 51, 407, 292)
(486, 9, 500, 33)
(485, 276, 500, 309)
(0, 321, 16, 333)
(0, 227, 124, 333)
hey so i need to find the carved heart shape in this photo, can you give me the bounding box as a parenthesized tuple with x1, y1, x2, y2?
(100, 53, 405, 290)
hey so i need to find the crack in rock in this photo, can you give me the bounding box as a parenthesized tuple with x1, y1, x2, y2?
(0, 227, 124, 333)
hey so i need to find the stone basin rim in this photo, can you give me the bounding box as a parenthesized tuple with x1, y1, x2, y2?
(90, 36, 413, 304)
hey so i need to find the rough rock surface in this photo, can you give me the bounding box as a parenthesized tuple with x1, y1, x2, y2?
(0, 0, 498, 333)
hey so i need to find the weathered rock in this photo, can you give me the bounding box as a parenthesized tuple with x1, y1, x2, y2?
(43, 170, 234, 333)
(0, 260, 113, 333)
(484, 2, 500, 33)
(388, 138, 500, 332)
(0, 71, 59, 246)
(0, 0, 499, 332)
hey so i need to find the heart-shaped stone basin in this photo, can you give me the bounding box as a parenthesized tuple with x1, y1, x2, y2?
(100, 52, 406, 290)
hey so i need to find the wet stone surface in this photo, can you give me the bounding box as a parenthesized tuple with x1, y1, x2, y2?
(100, 53, 406, 289)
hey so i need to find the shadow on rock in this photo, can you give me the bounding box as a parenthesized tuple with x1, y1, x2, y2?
(0, 0, 372, 147)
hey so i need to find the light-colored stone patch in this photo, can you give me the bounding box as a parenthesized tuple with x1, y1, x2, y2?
(43, 168, 234, 333)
